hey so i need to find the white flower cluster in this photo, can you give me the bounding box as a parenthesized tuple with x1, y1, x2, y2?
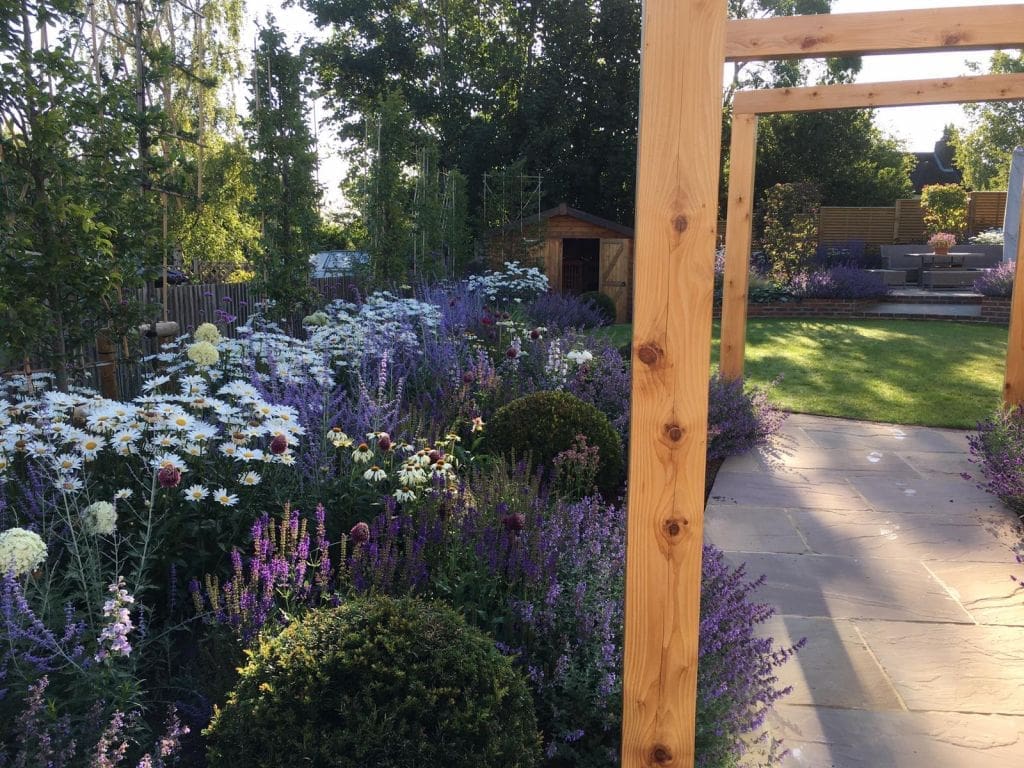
(0, 527, 47, 576)
(0, 377, 303, 506)
(467, 261, 549, 306)
(150, 291, 442, 388)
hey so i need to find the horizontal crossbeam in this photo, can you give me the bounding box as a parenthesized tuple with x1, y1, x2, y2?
(726, 5, 1024, 61)
(733, 72, 1024, 114)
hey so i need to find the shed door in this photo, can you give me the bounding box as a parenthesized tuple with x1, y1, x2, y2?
(600, 238, 631, 323)
(544, 238, 563, 292)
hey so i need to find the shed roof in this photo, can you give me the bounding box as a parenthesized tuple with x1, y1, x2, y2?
(500, 203, 634, 238)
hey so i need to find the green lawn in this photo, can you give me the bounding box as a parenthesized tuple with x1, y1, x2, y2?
(597, 318, 1008, 428)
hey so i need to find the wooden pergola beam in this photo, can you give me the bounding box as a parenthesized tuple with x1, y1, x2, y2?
(720, 113, 758, 381)
(734, 72, 1024, 115)
(622, 0, 725, 766)
(726, 4, 1024, 61)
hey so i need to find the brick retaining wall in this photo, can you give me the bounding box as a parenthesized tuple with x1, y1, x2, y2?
(980, 297, 1012, 324)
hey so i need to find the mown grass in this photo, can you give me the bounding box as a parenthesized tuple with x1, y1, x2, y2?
(597, 318, 1007, 428)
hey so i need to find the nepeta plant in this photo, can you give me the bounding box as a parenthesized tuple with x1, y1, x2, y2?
(973, 262, 1015, 297)
(968, 405, 1024, 516)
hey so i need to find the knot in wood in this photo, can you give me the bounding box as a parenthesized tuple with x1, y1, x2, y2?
(650, 744, 673, 764)
(637, 343, 662, 366)
(665, 423, 683, 442)
(943, 32, 963, 46)
(664, 517, 688, 538)
(672, 215, 688, 233)
(800, 35, 826, 50)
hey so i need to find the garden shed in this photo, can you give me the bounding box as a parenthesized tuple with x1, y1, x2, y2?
(492, 204, 634, 323)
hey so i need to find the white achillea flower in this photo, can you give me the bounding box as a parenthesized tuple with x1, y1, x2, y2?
(194, 323, 222, 344)
(187, 341, 219, 367)
(0, 528, 47, 576)
(83, 501, 117, 536)
(183, 484, 208, 502)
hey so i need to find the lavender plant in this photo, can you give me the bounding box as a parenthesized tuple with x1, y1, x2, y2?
(708, 374, 787, 464)
(788, 265, 888, 300)
(968, 405, 1024, 516)
(973, 262, 1015, 297)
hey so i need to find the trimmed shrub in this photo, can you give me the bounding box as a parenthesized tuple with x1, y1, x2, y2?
(205, 596, 541, 768)
(486, 391, 624, 497)
(974, 262, 1014, 297)
(579, 291, 617, 326)
(920, 183, 968, 237)
(788, 265, 888, 300)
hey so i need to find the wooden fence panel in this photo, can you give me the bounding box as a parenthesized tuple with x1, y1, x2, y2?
(818, 206, 896, 246)
(894, 198, 926, 243)
(969, 190, 1007, 232)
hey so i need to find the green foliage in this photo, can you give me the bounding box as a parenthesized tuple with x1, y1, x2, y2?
(757, 182, 822, 282)
(177, 139, 262, 283)
(920, 183, 969, 238)
(205, 596, 542, 768)
(952, 50, 1024, 190)
(245, 20, 321, 314)
(486, 391, 624, 497)
(753, 110, 913, 207)
(579, 291, 617, 325)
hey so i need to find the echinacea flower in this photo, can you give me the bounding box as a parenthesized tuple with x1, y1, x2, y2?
(352, 443, 373, 464)
(363, 465, 387, 482)
(393, 488, 416, 503)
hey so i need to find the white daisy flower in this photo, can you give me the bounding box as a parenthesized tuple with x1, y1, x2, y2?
(219, 442, 238, 458)
(55, 475, 83, 493)
(183, 484, 208, 502)
(142, 375, 172, 392)
(78, 435, 105, 461)
(114, 488, 133, 500)
(213, 488, 238, 507)
(238, 471, 261, 486)
(151, 453, 185, 472)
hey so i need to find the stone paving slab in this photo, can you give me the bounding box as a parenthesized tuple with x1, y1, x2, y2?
(854, 621, 1024, 715)
(924, 561, 1024, 627)
(770, 706, 1024, 768)
(722, 551, 973, 623)
(708, 413, 1024, 765)
(787, 507, 1014, 562)
(760, 616, 904, 711)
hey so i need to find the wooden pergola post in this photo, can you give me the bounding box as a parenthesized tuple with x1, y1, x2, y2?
(719, 113, 758, 381)
(625, 5, 1024, 766)
(622, 1, 725, 766)
(1003, 189, 1024, 405)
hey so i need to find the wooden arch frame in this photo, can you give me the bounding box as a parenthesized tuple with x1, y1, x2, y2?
(622, 5, 1024, 768)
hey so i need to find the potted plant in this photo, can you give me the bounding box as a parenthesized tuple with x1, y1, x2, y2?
(928, 232, 957, 256)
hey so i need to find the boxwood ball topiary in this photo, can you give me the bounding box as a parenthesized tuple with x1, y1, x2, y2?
(487, 390, 624, 497)
(205, 596, 541, 768)
(579, 290, 617, 326)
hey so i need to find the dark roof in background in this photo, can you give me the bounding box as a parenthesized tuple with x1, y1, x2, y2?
(499, 203, 635, 238)
(910, 151, 963, 193)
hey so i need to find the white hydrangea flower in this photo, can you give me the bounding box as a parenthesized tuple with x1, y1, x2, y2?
(0, 528, 47, 576)
(194, 323, 222, 344)
(83, 501, 117, 536)
(187, 341, 220, 367)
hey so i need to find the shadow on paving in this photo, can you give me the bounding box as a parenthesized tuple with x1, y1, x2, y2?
(705, 413, 1024, 768)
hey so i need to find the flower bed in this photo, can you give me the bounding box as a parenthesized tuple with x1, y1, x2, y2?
(0, 264, 793, 767)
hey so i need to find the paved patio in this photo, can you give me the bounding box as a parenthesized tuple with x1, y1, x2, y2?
(706, 413, 1024, 767)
